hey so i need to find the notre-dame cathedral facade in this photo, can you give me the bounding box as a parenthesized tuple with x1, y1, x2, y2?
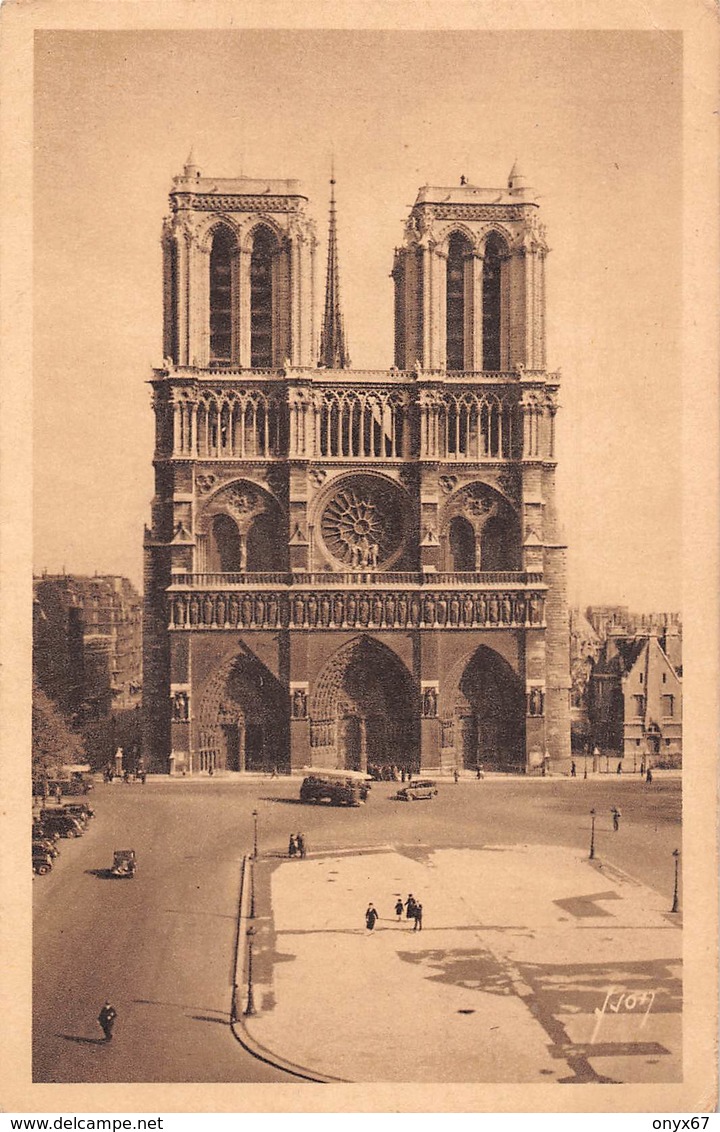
(143, 155, 570, 775)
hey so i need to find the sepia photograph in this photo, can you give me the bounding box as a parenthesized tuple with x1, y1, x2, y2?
(1, 0, 718, 1117)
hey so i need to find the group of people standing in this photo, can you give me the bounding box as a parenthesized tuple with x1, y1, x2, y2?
(288, 832, 306, 858)
(569, 759, 654, 783)
(366, 894, 423, 932)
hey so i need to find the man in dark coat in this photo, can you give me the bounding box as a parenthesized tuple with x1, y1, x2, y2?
(413, 903, 423, 931)
(98, 1001, 117, 1042)
(365, 904, 379, 931)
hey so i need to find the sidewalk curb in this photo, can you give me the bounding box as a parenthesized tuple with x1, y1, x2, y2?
(230, 853, 347, 1084)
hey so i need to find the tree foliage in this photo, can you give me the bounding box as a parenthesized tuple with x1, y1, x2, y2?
(32, 681, 85, 779)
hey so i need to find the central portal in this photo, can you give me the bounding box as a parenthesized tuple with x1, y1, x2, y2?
(311, 636, 418, 773)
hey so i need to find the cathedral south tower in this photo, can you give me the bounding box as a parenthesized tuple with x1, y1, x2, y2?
(143, 159, 570, 775)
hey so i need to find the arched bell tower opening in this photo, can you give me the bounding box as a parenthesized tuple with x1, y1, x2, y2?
(250, 226, 276, 368)
(446, 231, 473, 371)
(209, 226, 238, 366)
(482, 232, 505, 371)
(309, 637, 419, 773)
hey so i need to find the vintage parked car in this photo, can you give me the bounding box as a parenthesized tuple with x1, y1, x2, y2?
(110, 849, 136, 878)
(394, 779, 439, 801)
(32, 821, 60, 843)
(38, 809, 85, 838)
(60, 802, 95, 823)
(299, 768, 371, 807)
(33, 837, 60, 859)
(32, 848, 54, 875)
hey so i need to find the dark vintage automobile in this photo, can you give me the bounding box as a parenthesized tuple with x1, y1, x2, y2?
(38, 809, 85, 838)
(110, 849, 136, 878)
(33, 821, 60, 843)
(299, 769, 371, 807)
(33, 837, 60, 859)
(60, 802, 95, 823)
(32, 848, 54, 875)
(394, 779, 439, 801)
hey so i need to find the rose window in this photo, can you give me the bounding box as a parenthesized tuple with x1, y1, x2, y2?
(319, 478, 408, 569)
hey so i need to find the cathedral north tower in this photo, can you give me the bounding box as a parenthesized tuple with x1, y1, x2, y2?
(143, 160, 570, 776)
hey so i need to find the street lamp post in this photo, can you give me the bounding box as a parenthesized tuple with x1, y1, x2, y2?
(252, 809, 258, 860)
(583, 746, 588, 780)
(244, 926, 257, 1016)
(671, 848, 680, 913)
(589, 808, 596, 860)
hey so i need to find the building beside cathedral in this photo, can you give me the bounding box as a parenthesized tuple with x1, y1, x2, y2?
(142, 156, 570, 775)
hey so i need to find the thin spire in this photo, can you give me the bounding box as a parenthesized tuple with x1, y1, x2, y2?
(319, 166, 350, 369)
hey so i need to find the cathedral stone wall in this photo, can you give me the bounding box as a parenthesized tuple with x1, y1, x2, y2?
(142, 162, 570, 776)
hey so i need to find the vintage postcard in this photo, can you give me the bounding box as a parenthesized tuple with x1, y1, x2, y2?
(1, 0, 718, 1117)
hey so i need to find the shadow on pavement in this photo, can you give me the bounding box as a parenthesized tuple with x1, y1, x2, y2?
(58, 1033, 106, 1045)
(134, 998, 225, 1014)
(258, 797, 306, 806)
(84, 869, 132, 880)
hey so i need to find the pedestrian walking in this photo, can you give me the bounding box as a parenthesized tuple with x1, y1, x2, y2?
(616, 761, 623, 775)
(395, 898, 404, 921)
(296, 832, 306, 859)
(365, 903, 379, 931)
(54, 784, 62, 803)
(288, 834, 297, 858)
(412, 902, 423, 931)
(476, 763, 485, 780)
(570, 760, 577, 777)
(404, 894, 417, 920)
(646, 767, 653, 783)
(98, 1001, 117, 1042)
(611, 806, 621, 831)
(453, 768, 459, 784)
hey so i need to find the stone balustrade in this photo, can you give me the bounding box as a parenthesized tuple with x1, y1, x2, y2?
(170, 570, 543, 588)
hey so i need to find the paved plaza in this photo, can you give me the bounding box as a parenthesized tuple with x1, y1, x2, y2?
(241, 842, 682, 1083)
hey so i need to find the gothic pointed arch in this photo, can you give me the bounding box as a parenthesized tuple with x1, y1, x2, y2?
(250, 225, 276, 368)
(209, 224, 239, 366)
(448, 514, 476, 571)
(446, 230, 474, 371)
(440, 644, 525, 770)
(197, 645, 288, 772)
(440, 481, 521, 572)
(198, 478, 287, 573)
(309, 635, 419, 772)
(482, 231, 508, 370)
